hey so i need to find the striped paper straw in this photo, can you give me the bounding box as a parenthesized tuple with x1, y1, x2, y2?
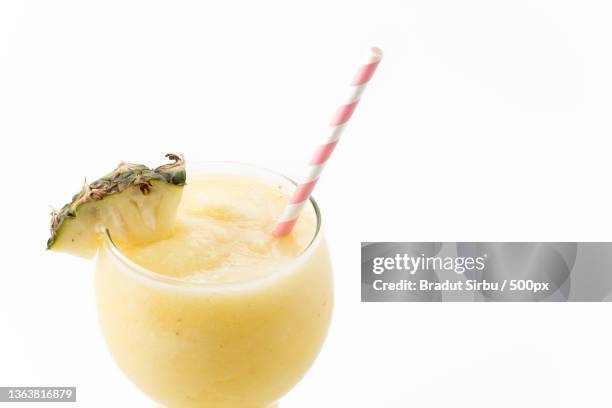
(272, 47, 383, 237)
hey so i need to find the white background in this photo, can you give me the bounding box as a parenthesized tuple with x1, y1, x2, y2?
(1, 0, 612, 407)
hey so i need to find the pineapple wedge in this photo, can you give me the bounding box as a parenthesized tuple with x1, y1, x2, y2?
(47, 153, 186, 258)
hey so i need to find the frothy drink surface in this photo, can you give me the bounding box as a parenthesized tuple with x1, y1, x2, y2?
(119, 175, 317, 284)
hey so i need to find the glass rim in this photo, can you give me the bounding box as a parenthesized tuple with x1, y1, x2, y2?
(101, 161, 322, 290)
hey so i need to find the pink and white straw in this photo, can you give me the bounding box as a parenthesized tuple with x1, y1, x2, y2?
(272, 47, 383, 237)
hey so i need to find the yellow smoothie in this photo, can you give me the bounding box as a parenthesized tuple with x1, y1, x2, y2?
(95, 164, 333, 408)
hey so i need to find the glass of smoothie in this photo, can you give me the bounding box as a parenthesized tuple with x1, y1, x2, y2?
(94, 162, 334, 408)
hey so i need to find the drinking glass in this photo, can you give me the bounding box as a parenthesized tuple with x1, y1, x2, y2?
(95, 162, 334, 408)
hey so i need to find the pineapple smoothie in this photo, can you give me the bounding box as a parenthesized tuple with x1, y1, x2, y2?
(94, 163, 333, 408)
